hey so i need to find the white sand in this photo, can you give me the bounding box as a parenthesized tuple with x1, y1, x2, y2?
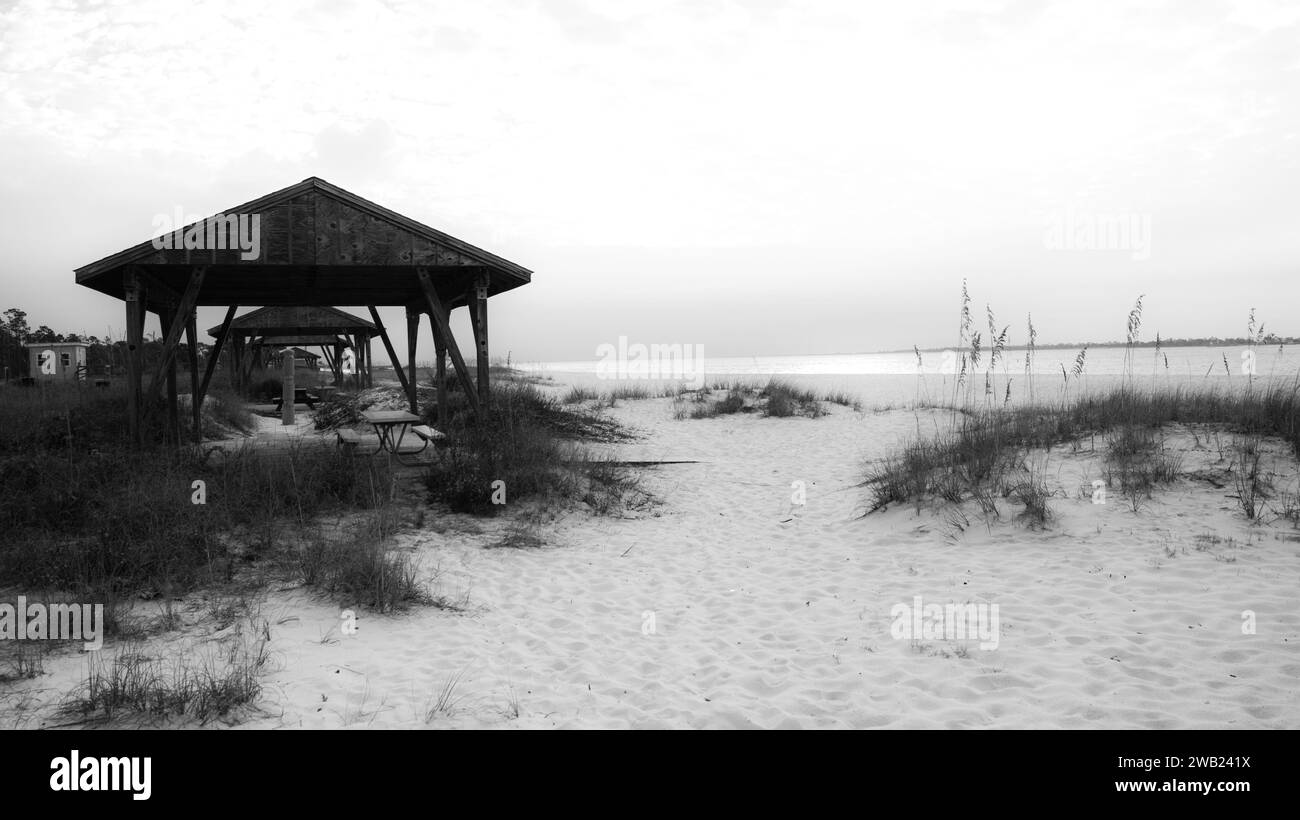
(5, 383, 1298, 729)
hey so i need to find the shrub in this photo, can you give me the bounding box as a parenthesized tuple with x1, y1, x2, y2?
(205, 388, 255, 435)
(0, 443, 394, 597)
(424, 382, 646, 515)
(689, 390, 747, 418)
(862, 383, 1299, 513)
(761, 379, 823, 418)
(299, 535, 428, 613)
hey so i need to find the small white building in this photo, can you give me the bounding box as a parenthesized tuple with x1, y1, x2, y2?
(25, 342, 89, 382)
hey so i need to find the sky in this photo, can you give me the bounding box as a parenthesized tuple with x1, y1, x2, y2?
(0, 0, 1296, 365)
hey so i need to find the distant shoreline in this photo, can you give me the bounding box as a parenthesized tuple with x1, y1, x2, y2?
(523, 339, 1298, 366)
(877, 339, 1297, 355)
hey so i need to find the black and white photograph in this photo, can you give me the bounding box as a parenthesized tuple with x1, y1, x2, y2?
(0, 0, 1292, 798)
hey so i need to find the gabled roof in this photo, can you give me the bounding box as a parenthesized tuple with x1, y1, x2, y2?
(258, 334, 354, 347)
(75, 177, 533, 308)
(206, 305, 377, 338)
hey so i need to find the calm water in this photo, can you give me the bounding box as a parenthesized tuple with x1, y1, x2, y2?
(522, 345, 1299, 409)
(526, 345, 1300, 379)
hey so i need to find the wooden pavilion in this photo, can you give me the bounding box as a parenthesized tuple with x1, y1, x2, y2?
(74, 177, 532, 444)
(207, 306, 381, 391)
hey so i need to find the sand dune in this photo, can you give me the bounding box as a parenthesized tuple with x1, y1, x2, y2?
(248, 391, 1300, 729)
(6, 385, 1298, 729)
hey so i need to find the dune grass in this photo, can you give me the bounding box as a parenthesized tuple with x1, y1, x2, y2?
(423, 381, 650, 516)
(675, 378, 861, 419)
(863, 381, 1299, 517)
(868, 290, 1298, 523)
(562, 385, 600, 404)
(61, 620, 271, 724)
(298, 528, 429, 613)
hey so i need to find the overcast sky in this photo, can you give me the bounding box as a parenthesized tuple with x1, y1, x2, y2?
(0, 0, 1296, 364)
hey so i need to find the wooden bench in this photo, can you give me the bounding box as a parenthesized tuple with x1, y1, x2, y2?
(410, 425, 445, 445)
(337, 424, 442, 460)
(335, 428, 364, 452)
(387, 425, 443, 459)
(273, 387, 319, 410)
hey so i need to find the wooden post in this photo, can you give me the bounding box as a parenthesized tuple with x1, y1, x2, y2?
(352, 338, 358, 388)
(158, 308, 179, 444)
(354, 333, 364, 390)
(144, 267, 205, 407)
(247, 342, 262, 388)
(281, 346, 295, 425)
(367, 306, 409, 397)
(232, 335, 244, 392)
(124, 270, 144, 446)
(470, 273, 490, 404)
(433, 325, 447, 429)
(341, 335, 351, 390)
(416, 268, 479, 414)
(185, 311, 201, 442)
(199, 306, 237, 407)
(405, 308, 419, 414)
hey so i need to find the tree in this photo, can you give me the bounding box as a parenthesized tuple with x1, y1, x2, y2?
(31, 325, 62, 343)
(2, 308, 30, 340)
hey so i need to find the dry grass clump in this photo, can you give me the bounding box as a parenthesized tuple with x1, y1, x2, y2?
(864, 291, 1299, 525)
(674, 379, 859, 419)
(60, 611, 272, 725)
(424, 382, 648, 516)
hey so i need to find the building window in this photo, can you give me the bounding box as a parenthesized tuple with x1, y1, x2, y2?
(60, 353, 70, 368)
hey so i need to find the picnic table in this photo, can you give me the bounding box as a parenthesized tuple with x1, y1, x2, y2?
(272, 387, 319, 410)
(347, 409, 444, 463)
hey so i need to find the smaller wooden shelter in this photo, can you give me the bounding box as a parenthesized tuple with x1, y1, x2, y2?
(208, 306, 379, 391)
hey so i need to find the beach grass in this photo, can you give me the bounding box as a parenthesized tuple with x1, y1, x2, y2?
(864, 380, 1299, 516)
(423, 380, 649, 515)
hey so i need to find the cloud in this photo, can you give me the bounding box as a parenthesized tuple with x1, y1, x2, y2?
(312, 119, 398, 177)
(0, 0, 1297, 358)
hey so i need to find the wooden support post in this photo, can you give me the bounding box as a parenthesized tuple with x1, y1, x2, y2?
(232, 335, 244, 392)
(158, 308, 179, 444)
(433, 326, 447, 429)
(124, 270, 144, 446)
(354, 334, 364, 390)
(144, 267, 205, 407)
(281, 346, 295, 426)
(416, 268, 479, 414)
(341, 336, 351, 390)
(351, 337, 361, 389)
(367, 306, 409, 397)
(185, 311, 200, 443)
(469, 273, 490, 404)
(405, 308, 419, 414)
(248, 342, 262, 386)
(199, 306, 237, 407)
(351, 335, 360, 389)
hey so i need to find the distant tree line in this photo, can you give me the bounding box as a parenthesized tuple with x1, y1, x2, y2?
(1023, 335, 1296, 350)
(1, 307, 217, 382)
(902, 335, 1296, 355)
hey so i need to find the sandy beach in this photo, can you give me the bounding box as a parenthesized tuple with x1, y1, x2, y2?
(6, 374, 1296, 730)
